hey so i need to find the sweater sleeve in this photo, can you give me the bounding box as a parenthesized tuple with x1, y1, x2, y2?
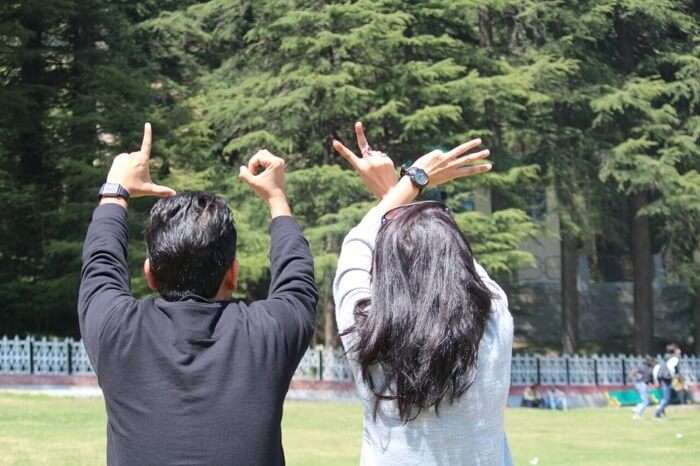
(78, 204, 136, 372)
(333, 207, 383, 340)
(254, 215, 318, 371)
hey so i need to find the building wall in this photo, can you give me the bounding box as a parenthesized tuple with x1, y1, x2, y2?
(473, 186, 695, 353)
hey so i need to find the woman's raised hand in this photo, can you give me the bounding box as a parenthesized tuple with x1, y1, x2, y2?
(412, 139, 491, 187)
(332, 122, 398, 199)
(376, 138, 491, 212)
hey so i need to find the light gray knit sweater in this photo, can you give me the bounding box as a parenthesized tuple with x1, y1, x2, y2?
(333, 206, 514, 466)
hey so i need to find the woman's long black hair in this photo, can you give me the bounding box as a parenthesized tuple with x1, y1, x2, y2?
(343, 203, 493, 422)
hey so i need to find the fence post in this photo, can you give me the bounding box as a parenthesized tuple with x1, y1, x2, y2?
(67, 339, 73, 375)
(593, 358, 599, 386)
(536, 357, 541, 385)
(28, 337, 34, 374)
(318, 348, 324, 381)
(565, 357, 571, 385)
(621, 358, 627, 385)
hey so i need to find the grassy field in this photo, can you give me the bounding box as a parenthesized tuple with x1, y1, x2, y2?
(0, 393, 698, 466)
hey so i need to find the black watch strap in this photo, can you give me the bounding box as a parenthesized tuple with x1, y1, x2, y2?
(98, 182, 130, 200)
(400, 165, 429, 192)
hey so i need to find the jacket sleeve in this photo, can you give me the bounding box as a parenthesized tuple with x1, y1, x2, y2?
(333, 207, 383, 346)
(78, 204, 135, 372)
(255, 216, 318, 370)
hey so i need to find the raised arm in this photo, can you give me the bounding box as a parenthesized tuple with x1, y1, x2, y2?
(239, 150, 318, 363)
(332, 122, 492, 336)
(332, 123, 395, 333)
(78, 123, 175, 368)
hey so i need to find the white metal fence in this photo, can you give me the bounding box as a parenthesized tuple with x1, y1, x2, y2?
(2, 336, 699, 386)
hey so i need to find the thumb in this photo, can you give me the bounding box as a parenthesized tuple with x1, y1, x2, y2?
(148, 183, 176, 197)
(239, 166, 254, 184)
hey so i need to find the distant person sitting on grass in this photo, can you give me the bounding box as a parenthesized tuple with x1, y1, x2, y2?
(522, 384, 544, 408)
(333, 122, 512, 465)
(671, 374, 690, 404)
(545, 386, 568, 411)
(79, 124, 317, 466)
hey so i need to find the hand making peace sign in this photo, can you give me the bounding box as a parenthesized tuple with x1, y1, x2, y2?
(333, 121, 492, 199)
(332, 122, 398, 199)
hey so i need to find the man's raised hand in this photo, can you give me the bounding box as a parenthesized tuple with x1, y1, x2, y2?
(239, 150, 292, 218)
(333, 122, 398, 199)
(105, 123, 176, 198)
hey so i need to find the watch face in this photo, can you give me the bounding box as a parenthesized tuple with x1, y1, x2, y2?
(413, 169, 429, 187)
(99, 182, 129, 199)
(102, 183, 120, 195)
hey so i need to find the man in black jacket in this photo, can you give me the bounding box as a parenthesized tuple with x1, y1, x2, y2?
(79, 123, 318, 466)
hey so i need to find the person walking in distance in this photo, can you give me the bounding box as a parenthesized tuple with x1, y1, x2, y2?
(632, 357, 654, 419)
(653, 345, 680, 419)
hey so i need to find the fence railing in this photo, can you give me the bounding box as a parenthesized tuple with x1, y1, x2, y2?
(2, 336, 699, 386)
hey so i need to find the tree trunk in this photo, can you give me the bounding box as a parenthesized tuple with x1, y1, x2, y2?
(561, 229, 579, 353)
(324, 299, 338, 348)
(478, 8, 493, 48)
(16, 14, 47, 183)
(69, 13, 99, 149)
(631, 192, 654, 355)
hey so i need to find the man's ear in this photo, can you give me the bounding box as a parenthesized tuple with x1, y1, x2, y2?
(144, 258, 158, 291)
(224, 259, 240, 292)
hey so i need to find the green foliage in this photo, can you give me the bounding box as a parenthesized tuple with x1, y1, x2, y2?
(455, 209, 537, 276)
(1, 0, 698, 350)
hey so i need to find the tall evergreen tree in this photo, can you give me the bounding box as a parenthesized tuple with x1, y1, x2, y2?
(590, 0, 698, 354)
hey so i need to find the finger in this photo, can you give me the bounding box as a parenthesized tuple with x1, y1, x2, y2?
(332, 140, 360, 168)
(448, 149, 490, 169)
(444, 138, 482, 160)
(146, 183, 176, 197)
(247, 151, 267, 174)
(248, 149, 278, 174)
(355, 122, 370, 157)
(239, 165, 254, 183)
(141, 123, 152, 158)
(455, 162, 493, 178)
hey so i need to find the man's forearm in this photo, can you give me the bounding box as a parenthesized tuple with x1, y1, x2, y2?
(99, 197, 128, 209)
(268, 195, 292, 219)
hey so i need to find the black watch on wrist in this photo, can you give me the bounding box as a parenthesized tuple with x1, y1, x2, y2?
(98, 183, 130, 200)
(400, 165, 430, 192)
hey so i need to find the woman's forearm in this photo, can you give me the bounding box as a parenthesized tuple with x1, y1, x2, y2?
(377, 176, 420, 214)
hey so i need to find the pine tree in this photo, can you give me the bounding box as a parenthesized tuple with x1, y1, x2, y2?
(590, 0, 698, 354)
(0, 0, 162, 335)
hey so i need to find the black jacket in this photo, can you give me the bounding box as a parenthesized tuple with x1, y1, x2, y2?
(78, 204, 318, 466)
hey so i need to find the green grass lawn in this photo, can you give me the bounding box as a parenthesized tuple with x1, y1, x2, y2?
(0, 393, 698, 466)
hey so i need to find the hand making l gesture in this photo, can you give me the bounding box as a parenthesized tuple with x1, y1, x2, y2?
(105, 123, 176, 198)
(412, 138, 491, 187)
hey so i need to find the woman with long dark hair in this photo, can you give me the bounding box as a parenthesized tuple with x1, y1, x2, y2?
(332, 123, 513, 465)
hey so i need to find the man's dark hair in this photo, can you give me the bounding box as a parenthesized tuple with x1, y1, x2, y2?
(146, 192, 236, 300)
